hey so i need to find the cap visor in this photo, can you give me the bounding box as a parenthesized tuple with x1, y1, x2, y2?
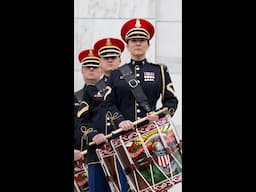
(101, 53, 120, 58)
(127, 35, 148, 40)
(82, 64, 100, 67)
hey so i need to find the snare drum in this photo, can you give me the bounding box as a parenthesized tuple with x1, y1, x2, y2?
(110, 115, 182, 192)
(96, 143, 122, 192)
(74, 157, 89, 192)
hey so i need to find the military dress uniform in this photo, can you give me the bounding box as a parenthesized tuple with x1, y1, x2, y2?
(74, 85, 87, 150)
(77, 39, 129, 192)
(74, 49, 112, 192)
(105, 18, 178, 128)
(106, 59, 178, 126)
(74, 66, 89, 192)
(78, 77, 118, 163)
(93, 37, 131, 192)
(74, 49, 100, 151)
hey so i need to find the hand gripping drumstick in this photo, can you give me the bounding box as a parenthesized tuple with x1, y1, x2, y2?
(81, 149, 87, 156)
(88, 107, 168, 146)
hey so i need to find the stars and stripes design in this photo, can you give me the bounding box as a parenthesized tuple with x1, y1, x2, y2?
(157, 154, 169, 167)
(154, 146, 169, 167)
(153, 134, 171, 168)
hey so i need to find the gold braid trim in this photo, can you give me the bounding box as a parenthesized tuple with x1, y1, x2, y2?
(168, 108, 175, 116)
(77, 101, 89, 118)
(80, 126, 94, 151)
(104, 86, 112, 100)
(167, 83, 177, 97)
(106, 111, 121, 131)
(160, 64, 165, 102)
(88, 161, 101, 165)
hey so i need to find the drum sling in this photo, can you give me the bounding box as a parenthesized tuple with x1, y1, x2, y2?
(119, 64, 151, 113)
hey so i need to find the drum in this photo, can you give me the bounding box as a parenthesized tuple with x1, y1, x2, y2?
(96, 143, 122, 192)
(110, 114, 182, 192)
(74, 155, 89, 192)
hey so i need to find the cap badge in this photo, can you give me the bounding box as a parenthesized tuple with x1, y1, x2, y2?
(135, 18, 141, 28)
(106, 38, 112, 46)
(88, 49, 94, 57)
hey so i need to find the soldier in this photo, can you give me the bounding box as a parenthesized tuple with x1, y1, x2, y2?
(77, 38, 127, 192)
(74, 49, 103, 151)
(93, 37, 132, 192)
(74, 49, 102, 192)
(74, 48, 103, 104)
(105, 18, 179, 130)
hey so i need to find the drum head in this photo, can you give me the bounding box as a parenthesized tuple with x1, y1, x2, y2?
(111, 115, 182, 192)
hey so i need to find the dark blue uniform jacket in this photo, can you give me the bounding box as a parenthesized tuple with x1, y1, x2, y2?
(106, 59, 178, 128)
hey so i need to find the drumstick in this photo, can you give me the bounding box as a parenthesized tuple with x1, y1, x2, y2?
(112, 107, 168, 135)
(89, 107, 168, 146)
(81, 149, 87, 155)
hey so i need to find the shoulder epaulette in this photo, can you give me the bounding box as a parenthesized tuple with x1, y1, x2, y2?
(151, 63, 167, 98)
(74, 88, 84, 102)
(151, 62, 167, 69)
